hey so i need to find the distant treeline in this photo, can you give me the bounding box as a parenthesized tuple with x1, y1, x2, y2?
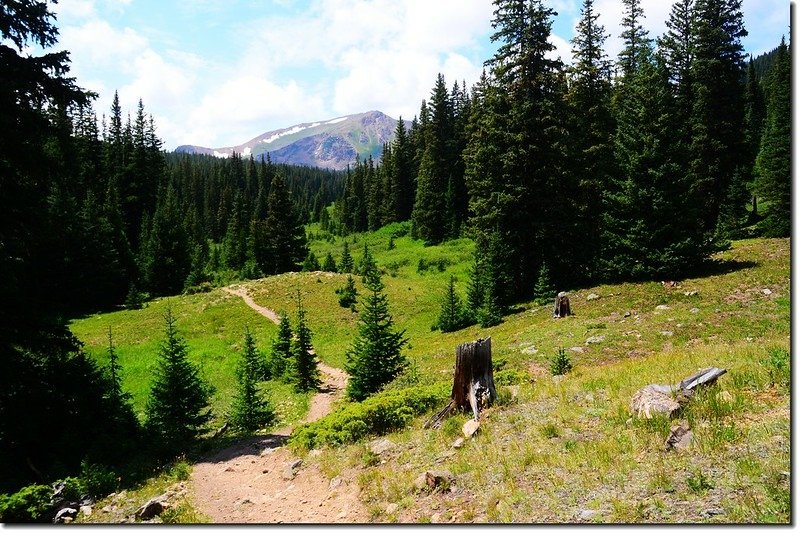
(328, 0, 790, 313)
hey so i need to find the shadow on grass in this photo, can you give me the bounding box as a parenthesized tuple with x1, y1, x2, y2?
(694, 258, 759, 278)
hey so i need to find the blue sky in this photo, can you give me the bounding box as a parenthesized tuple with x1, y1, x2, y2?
(50, 0, 789, 150)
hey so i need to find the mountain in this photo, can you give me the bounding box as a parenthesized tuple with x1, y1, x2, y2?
(175, 111, 409, 170)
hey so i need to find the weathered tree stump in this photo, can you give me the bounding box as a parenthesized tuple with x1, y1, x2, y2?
(553, 291, 571, 318)
(426, 338, 498, 428)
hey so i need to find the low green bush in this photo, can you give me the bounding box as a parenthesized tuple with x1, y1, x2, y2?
(0, 484, 52, 523)
(80, 459, 118, 497)
(289, 384, 449, 450)
(494, 368, 528, 385)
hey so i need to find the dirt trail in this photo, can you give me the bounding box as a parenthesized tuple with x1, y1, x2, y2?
(189, 286, 366, 523)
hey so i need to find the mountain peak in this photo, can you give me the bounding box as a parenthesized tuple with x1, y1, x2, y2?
(175, 111, 408, 170)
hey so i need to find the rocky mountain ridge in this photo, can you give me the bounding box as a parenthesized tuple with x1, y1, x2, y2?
(175, 111, 409, 170)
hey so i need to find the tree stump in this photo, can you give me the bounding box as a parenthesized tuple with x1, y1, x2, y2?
(553, 291, 571, 318)
(426, 338, 498, 428)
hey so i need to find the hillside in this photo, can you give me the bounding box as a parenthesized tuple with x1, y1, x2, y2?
(69, 230, 790, 524)
(175, 111, 408, 170)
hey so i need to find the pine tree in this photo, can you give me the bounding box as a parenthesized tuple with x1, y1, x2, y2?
(469, 0, 567, 301)
(412, 74, 454, 245)
(433, 276, 469, 332)
(604, 49, 709, 278)
(618, 0, 651, 77)
(289, 299, 320, 393)
(336, 274, 359, 310)
(389, 118, 414, 221)
(533, 263, 556, 305)
(742, 57, 767, 222)
(322, 251, 337, 272)
(145, 308, 214, 454)
(340, 241, 354, 273)
(688, 0, 748, 235)
(754, 37, 790, 237)
(231, 329, 274, 431)
(302, 250, 321, 272)
(358, 243, 377, 280)
(658, 0, 696, 123)
(345, 265, 408, 401)
(251, 172, 308, 275)
(565, 0, 615, 282)
(268, 311, 293, 381)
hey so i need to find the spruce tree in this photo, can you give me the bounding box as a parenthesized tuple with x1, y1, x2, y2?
(754, 37, 790, 237)
(268, 310, 293, 381)
(340, 241, 354, 273)
(412, 74, 454, 245)
(145, 308, 213, 454)
(742, 57, 767, 222)
(433, 276, 469, 332)
(302, 250, 321, 272)
(336, 274, 359, 310)
(231, 329, 274, 431)
(688, 0, 748, 235)
(251, 172, 308, 275)
(565, 0, 615, 282)
(322, 251, 337, 272)
(358, 243, 378, 280)
(289, 299, 320, 393)
(345, 264, 408, 401)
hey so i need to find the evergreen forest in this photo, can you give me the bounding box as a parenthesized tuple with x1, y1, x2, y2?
(0, 0, 790, 524)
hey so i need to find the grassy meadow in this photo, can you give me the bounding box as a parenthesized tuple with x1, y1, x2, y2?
(69, 228, 790, 523)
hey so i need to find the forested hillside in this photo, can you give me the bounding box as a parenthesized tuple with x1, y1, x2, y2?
(0, 0, 790, 523)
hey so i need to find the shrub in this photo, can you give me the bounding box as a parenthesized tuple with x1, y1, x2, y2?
(335, 275, 358, 310)
(765, 347, 790, 388)
(289, 384, 448, 450)
(549, 348, 572, 376)
(494, 368, 528, 385)
(80, 459, 118, 497)
(0, 484, 52, 522)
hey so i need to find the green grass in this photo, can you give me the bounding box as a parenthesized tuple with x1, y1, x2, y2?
(68, 231, 789, 523)
(70, 289, 286, 425)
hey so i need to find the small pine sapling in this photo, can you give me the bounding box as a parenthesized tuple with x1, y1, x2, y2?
(549, 347, 573, 376)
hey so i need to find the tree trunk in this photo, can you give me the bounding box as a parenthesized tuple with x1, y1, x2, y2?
(452, 338, 497, 419)
(425, 338, 498, 428)
(553, 291, 571, 318)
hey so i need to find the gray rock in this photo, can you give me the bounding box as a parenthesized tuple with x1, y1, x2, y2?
(369, 438, 395, 456)
(587, 293, 601, 301)
(624, 311, 632, 318)
(54, 507, 78, 524)
(329, 476, 343, 490)
(570, 346, 585, 353)
(655, 305, 670, 311)
(385, 503, 399, 515)
(630, 386, 681, 419)
(762, 288, 773, 296)
(578, 509, 600, 521)
(135, 495, 169, 520)
(661, 331, 674, 337)
(585, 335, 605, 345)
(462, 419, 480, 439)
(283, 459, 303, 480)
(703, 507, 725, 517)
(690, 307, 700, 314)
(452, 438, 465, 449)
(664, 421, 693, 451)
(521, 345, 539, 355)
(79, 505, 92, 517)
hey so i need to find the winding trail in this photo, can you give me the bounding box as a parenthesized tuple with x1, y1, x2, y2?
(189, 286, 366, 523)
